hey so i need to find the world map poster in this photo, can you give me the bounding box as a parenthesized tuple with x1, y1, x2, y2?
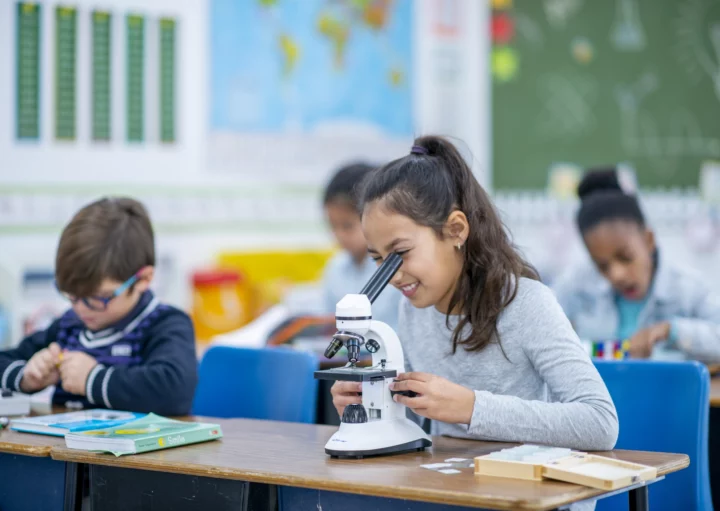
(209, 0, 414, 183)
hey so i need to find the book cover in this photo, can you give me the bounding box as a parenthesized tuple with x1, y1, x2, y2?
(11, 409, 144, 437)
(65, 413, 223, 456)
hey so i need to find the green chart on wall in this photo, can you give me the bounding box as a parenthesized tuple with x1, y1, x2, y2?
(55, 6, 77, 140)
(14, 7, 178, 146)
(491, 0, 720, 190)
(159, 18, 176, 143)
(16, 2, 41, 140)
(92, 10, 112, 141)
(127, 13, 144, 142)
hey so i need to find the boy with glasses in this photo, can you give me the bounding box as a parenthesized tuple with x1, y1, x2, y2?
(0, 198, 198, 415)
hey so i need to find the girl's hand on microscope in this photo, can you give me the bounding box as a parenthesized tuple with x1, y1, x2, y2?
(390, 372, 475, 425)
(330, 381, 362, 417)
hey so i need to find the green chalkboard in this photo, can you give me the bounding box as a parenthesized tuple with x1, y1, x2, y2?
(492, 0, 720, 190)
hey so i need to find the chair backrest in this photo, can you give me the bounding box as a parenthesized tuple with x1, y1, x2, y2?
(594, 360, 712, 511)
(192, 346, 319, 423)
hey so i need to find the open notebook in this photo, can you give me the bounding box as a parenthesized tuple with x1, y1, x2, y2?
(11, 410, 143, 437)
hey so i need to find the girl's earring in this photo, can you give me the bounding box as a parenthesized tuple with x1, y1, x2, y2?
(456, 242, 463, 250)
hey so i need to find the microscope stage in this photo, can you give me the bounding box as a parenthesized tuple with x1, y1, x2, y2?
(314, 367, 398, 382)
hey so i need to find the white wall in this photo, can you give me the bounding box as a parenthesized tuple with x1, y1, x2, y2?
(0, 0, 208, 185)
(415, 0, 490, 187)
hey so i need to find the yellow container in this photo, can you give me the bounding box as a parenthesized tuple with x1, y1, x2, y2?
(217, 249, 334, 318)
(190, 269, 254, 343)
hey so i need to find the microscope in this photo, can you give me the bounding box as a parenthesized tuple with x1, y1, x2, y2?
(314, 253, 432, 458)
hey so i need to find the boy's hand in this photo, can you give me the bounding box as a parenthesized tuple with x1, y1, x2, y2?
(20, 343, 62, 393)
(390, 372, 476, 425)
(59, 351, 98, 396)
(629, 322, 671, 359)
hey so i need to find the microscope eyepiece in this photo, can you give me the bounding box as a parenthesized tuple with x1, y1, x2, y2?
(359, 252, 403, 304)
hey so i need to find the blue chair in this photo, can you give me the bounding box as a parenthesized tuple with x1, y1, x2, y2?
(594, 360, 712, 511)
(192, 345, 319, 423)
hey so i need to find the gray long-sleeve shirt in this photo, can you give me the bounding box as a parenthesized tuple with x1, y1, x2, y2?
(397, 277, 619, 452)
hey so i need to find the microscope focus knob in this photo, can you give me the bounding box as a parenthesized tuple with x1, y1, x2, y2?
(366, 339, 380, 353)
(341, 404, 368, 424)
(390, 379, 418, 399)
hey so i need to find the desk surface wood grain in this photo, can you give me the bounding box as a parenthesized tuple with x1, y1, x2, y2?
(50, 418, 688, 511)
(0, 428, 66, 457)
(0, 405, 76, 457)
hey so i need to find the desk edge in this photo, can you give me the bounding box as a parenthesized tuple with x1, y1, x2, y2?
(0, 443, 54, 457)
(49, 449, 690, 511)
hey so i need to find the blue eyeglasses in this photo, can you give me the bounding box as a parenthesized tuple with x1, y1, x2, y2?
(56, 272, 140, 312)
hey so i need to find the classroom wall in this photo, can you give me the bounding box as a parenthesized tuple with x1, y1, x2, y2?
(415, 0, 490, 188)
(3, 0, 719, 348)
(0, 0, 324, 344)
(0, 0, 491, 346)
(0, 0, 207, 184)
(1, 0, 489, 219)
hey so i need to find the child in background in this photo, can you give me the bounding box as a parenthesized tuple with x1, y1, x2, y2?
(553, 169, 720, 361)
(0, 198, 198, 415)
(322, 162, 402, 328)
(331, 136, 618, 458)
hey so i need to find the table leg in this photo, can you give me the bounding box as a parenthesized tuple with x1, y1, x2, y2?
(247, 483, 277, 511)
(628, 485, 649, 511)
(63, 462, 83, 511)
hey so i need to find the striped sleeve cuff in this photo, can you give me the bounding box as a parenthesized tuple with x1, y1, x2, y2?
(86, 364, 106, 406)
(88, 366, 116, 409)
(1, 361, 27, 392)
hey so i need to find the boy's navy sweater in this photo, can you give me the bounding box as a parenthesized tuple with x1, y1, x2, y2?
(0, 292, 198, 416)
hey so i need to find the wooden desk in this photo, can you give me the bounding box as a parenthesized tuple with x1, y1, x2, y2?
(0, 426, 66, 456)
(51, 418, 688, 511)
(0, 419, 79, 511)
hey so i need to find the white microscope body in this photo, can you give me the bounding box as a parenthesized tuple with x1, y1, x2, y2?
(314, 254, 431, 458)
